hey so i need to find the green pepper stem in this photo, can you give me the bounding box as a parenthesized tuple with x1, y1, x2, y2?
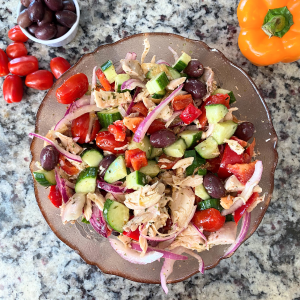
(262, 15, 286, 38)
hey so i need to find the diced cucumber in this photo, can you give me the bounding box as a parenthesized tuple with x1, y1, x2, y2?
(195, 136, 219, 159)
(213, 88, 236, 104)
(197, 198, 223, 212)
(205, 104, 228, 124)
(126, 171, 147, 190)
(128, 135, 152, 158)
(139, 160, 160, 178)
(146, 72, 169, 95)
(97, 108, 122, 128)
(163, 139, 186, 158)
(149, 147, 163, 159)
(211, 121, 238, 144)
(101, 60, 118, 83)
(75, 167, 97, 193)
(146, 64, 172, 80)
(80, 149, 103, 167)
(172, 52, 192, 72)
(114, 74, 130, 93)
(103, 199, 129, 232)
(152, 89, 166, 99)
(167, 66, 181, 79)
(184, 150, 206, 176)
(198, 167, 207, 176)
(178, 130, 202, 149)
(33, 169, 56, 187)
(195, 184, 210, 200)
(104, 156, 127, 183)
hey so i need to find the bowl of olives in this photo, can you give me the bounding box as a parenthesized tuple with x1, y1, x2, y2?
(17, 0, 80, 47)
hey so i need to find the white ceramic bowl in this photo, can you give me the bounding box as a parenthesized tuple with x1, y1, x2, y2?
(17, 0, 80, 47)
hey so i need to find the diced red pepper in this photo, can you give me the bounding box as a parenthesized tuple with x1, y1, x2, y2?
(125, 149, 148, 170)
(123, 228, 140, 241)
(95, 68, 111, 91)
(132, 102, 148, 117)
(48, 185, 62, 208)
(227, 161, 257, 184)
(234, 192, 259, 224)
(231, 136, 248, 148)
(198, 103, 207, 128)
(246, 138, 256, 158)
(218, 144, 245, 179)
(123, 117, 144, 133)
(147, 119, 166, 134)
(205, 93, 230, 109)
(125, 149, 141, 168)
(157, 154, 181, 170)
(59, 154, 79, 175)
(180, 103, 202, 125)
(172, 94, 193, 111)
(108, 120, 126, 142)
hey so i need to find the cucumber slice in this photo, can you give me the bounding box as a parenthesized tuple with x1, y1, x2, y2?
(152, 89, 166, 99)
(163, 139, 186, 158)
(205, 104, 228, 124)
(149, 147, 163, 159)
(167, 66, 181, 79)
(97, 108, 122, 128)
(104, 156, 127, 183)
(114, 74, 130, 93)
(126, 171, 147, 190)
(33, 169, 56, 187)
(101, 60, 118, 83)
(128, 135, 152, 158)
(178, 130, 202, 149)
(195, 184, 210, 200)
(197, 198, 223, 212)
(184, 150, 206, 176)
(195, 136, 219, 159)
(211, 121, 238, 144)
(172, 52, 192, 72)
(198, 167, 207, 176)
(213, 88, 236, 104)
(103, 199, 129, 232)
(146, 72, 169, 95)
(139, 160, 160, 178)
(80, 149, 103, 167)
(75, 167, 97, 193)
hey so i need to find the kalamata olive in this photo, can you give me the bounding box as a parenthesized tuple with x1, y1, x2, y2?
(55, 24, 69, 38)
(44, 0, 63, 11)
(35, 23, 57, 40)
(150, 129, 177, 148)
(17, 9, 33, 28)
(112, 231, 120, 236)
(28, 0, 45, 22)
(63, 0, 76, 12)
(183, 78, 207, 99)
(28, 23, 39, 35)
(21, 0, 33, 7)
(37, 7, 53, 26)
(203, 173, 226, 198)
(98, 155, 116, 177)
(55, 10, 77, 28)
(235, 122, 255, 142)
(40, 145, 59, 171)
(184, 60, 204, 78)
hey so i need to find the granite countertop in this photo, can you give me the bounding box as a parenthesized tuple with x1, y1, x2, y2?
(0, 0, 299, 299)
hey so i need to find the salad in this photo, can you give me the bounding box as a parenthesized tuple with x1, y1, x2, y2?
(30, 39, 264, 293)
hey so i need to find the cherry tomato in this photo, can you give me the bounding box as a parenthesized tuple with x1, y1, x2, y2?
(0, 49, 9, 77)
(95, 131, 128, 154)
(108, 120, 126, 142)
(50, 57, 71, 79)
(48, 185, 62, 208)
(6, 42, 28, 59)
(25, 70, 53, 90)
(123, 228, 140, 241)
(8, 56, 39, 76)
(3, 75, 23, 103)
(8, 25, 28, 42)
(147, 119, 166, 134)
(56, 73, 89, 104)
(59, 154, 79, 175)
(192, 208, 225, 232)
(71, 113, 101, 144)
(205, 94, 230, 109)
(157, 154, 181, 170)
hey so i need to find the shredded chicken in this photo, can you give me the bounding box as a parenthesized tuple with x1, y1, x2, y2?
(159, 171, 174, 185)
(121, 59, 145, 81)
(55, 132, 83, 154)
(135, 89, 150, 103)
(225, 175, 262, 194)
(172, 157, 194, 171)
(201, 124, 215, 139)
(207, 222, 237, 246)
(94, 90, 132, 108)
(223, 107, 238, 121)
(149, 104, 173, 121)
(166, 77, 186, 91)
(117, 234, 132, 248)
(141, 63, 156, 74)
(141, 38, 150, 65)
(143, 97, 156, 109)
(202, 67, 217, 101)
(83, 197, 92, 221)
(224, 139, 245, 155)
(87, 192, 106, 211)
(172, 175, 203, 188)
(139, 226, 148, 256)
(61, 193, 86, 225)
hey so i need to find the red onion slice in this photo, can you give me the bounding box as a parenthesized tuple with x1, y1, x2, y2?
(133, 84, 183, 143)
(221, 198, 244, 216)
(64, 96, 91, 117)
(121, 79, 146, 91)
(165, 110, 182, 128)
(54, 167, 69, 203)
(126, 87, 141, 115)
(97, 180, 134, 194)
(192, 223, 208, 246)
(118, 104, 127, 117)
(156, 59, 171, 66)
(223, 211, 251, 258)
(183, 248, 205, 274)
(29, 133, 82, 162)
(90, 204, 111, 238)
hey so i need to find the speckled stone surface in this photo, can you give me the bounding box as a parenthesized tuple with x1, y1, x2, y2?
(0, 0, 299, 299)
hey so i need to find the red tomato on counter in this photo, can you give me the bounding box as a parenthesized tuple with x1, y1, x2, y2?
(6, 42, 28, 59)
(50, 57, 71, 79)
(3, 75, 23, 103)
(25, 70, 53, 90)
(8, 25, 28, 42)
(0, 49, 9, 77)
(8, 56, 39, 76)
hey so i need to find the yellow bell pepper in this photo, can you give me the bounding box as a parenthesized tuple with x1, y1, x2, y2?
(237, 0, 300, 66)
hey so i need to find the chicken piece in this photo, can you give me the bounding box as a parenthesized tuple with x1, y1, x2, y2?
(117, 234, 132, 248)
(139, 226, 148, 256)
(172, 175, 203, 188)
(83, 197, 92, 221)
(224, 175, 262, 195)
(135, 89, 150, 103)
(148, 104, 173, 121)
(121, 59, 145, 81)
(141, 63, 156, 74)
(201, 124, 215, 139)
(224, 139, 245, 155)
(87, 192, 106, 211)
(166, 77, 186, 91)
(143, 97, 156, 109)
(55, 132, 83, 155)
(220, 195, 234, 209)
(94, 90, 132, 109)
(61, 193, 86, 225)
(141, 38, 150, 65)
(172, 157, 194, 171)
(159, 171, 174, 186)
(207, 222, 237, 246)
(223, 107, 238, 121)
(202, 67, 217, 101)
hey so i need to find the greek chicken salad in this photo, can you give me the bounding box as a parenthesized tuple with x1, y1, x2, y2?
(30, 39, 264, 293)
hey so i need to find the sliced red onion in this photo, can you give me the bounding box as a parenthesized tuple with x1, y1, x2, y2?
(85, 112, 97, 143)
(165, 110, 182, 128)
(118, 105, 127, 117)
(168, 46, 179, 63)
(121, 79, 146, 91)
(54, 104, 102, 131)
(90, 204, 111, 238)
(131, 242, 188, 260)
(223, 211, 251, 258)
(192, 223, 207, 246)
(183, 248, 205, 274)
(61, 193, 86, 224)
(140, 227, 181, 242)
(109, 238, 163, 264)
(54, 167, 69, 203)
(126, 87, 141, 115)
(133, 85, 183, 142)
(90, 66, 97, 105)
(157, 59, 171, 66)
(65, 96, 91, 117)
(97, 180, 134, 194)
(29, 133, 82, 162)
(125, 52, 137, 60)
(158, 237, 176, 250)
(221, 198, 244, 216)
